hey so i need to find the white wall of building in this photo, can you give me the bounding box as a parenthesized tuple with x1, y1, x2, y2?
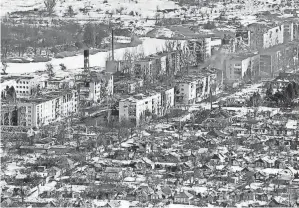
(81, 74, 113, 103)
(263, 25, 284, 49)
(225, 57, 251, 83)
(205, 37, 212, 58)
(241, 57, 251, 77)
(177, 81, 197, 104)
(119, 90, 170, 126)
(89, 81, 102, 102)
(164, 88, 175, 108)
(107, 75, 114, 96)
(160, 56, 167, 75)
(15, 77, 38, 98)
(210, 38, 222, 47)
(31, 90, 78, 127)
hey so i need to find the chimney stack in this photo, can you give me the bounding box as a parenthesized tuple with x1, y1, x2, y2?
(111, 29, 115, 61)
(84, 49, 90, 72)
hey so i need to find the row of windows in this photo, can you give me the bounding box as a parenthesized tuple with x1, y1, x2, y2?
(17, 81, 29, 84)
(16, 91, 29, 94)
(37, 109, 77, 119)
(16, 86, 29, 89)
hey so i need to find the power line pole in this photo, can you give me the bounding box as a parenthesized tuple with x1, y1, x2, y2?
(21, 181, 24, 204)
(210, 87, 213, 110)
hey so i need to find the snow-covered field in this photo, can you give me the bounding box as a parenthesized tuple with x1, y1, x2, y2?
(1, 0, 272, 26)
(6, 38, 186, 75)
(58, 0, 180, 19)
(1, 0, 180, 19)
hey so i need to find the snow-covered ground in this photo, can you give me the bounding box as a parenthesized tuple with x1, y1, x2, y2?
(1, 0, 180, 19)
(6, 38, 186, 75)
(1, 0, 42, 15)
(4, 162, 25, 176)
(2, 0, 274, 28)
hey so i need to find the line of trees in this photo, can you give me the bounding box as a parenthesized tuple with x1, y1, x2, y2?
(1, 22, 79, 58)
(1, 86, 17, 102)
(1, 21, 110, 59)
(265, 81, 299, 106)
(82, 23, 108, 48)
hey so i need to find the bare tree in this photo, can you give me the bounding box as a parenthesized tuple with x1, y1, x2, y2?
(135, 46, 145, 60)
(123, 49, 134, 62)
(164, 40, 176, 52)
(44, 0, 58, 16)
(66, 5, 75, 17)
(46, 63, 55, 78)
(122, 49, 135, 75)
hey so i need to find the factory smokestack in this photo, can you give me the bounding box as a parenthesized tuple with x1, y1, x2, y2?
(84, 49, 89, 72)
(111, 29, 115, 61)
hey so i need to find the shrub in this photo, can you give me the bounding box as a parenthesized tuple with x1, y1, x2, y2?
(50, 47, 59, 54)
(55, 54, 65, 58)
(203, 21, 216, 29)
(75, 41, 84, 49)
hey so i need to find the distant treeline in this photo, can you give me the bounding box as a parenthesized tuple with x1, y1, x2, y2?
(1, 21, 132, 59)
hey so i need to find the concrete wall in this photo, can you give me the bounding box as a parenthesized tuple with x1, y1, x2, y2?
(263, 25, 284, 49)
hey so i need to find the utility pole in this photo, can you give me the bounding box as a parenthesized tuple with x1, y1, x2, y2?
(210, 87, 213, 110)
(187, 54, 189, 76)
(288, 187, 291, 207)
(21, 181, 24, 204)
